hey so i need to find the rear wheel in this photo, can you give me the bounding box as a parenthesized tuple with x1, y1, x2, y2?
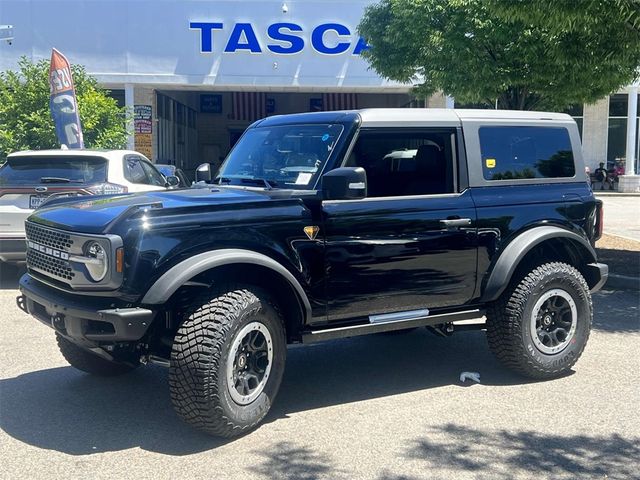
(486, 262, 592, 379)
(56, 334, 137, 376)
(169, 287, 286, 438)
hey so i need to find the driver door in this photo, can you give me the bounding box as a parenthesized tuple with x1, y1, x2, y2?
(322, 128, 478, 322)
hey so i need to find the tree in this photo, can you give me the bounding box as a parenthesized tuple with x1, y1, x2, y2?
(486, 0, 640, 71)
(358, 0, 640, 110)
(0, 57, 128, 162)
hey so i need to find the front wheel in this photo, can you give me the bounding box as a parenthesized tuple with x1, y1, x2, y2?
(169, 287, 286, 438)
(486, 262, 592, 379)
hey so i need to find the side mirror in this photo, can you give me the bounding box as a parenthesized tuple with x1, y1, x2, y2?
(195, 163, 213, 183)
(165, 175, 180, 187)
(322, 167, 367, 200)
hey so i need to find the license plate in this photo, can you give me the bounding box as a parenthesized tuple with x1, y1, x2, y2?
(30, 195, 49, 209)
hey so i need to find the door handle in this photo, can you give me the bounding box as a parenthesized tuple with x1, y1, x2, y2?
(440, 218, 472, 229)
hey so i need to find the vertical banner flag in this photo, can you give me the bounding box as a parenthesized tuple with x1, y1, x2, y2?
(49, 48, 84, 148)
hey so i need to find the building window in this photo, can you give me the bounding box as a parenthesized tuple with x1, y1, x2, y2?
(607, 94, 640, 169)
(107, 89, 125, 108)
(563, 104, 583, 139)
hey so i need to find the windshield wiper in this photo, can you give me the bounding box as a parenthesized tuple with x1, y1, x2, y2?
(239, 178, 277, 190)
(214, 176, 278, 190)
(40, 176, 72, 183)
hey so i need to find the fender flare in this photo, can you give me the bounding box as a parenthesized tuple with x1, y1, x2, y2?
(481, 226, 597, 302)
(141, 249, 312, 321)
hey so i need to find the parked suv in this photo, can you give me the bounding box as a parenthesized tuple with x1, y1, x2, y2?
(0, 149, 177, 263)
(17, 109, 607, 438)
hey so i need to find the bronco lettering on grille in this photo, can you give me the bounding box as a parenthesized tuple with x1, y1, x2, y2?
(27, 241, 69, 260)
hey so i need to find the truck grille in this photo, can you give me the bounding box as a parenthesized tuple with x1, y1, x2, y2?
(25, 222, 76, 282)
(25, 222, 74, 250)
(26, 249, 75, 281)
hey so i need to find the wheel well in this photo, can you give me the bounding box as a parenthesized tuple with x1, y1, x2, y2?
(511, 237, 597, 288)
(162, 263, 306, 344)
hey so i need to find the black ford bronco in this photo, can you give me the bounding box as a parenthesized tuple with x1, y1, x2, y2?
(17, 109, 607, 437)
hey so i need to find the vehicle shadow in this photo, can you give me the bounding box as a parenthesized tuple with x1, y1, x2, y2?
(0, 329, 534, 456)
(592, 289, 640, 334)
(0, 263, 24, 290)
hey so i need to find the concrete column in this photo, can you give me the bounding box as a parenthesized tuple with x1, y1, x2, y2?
(625, 86, 637, 175)
(581, 97, 609, 170)
(618, 86, 640, 192)
(134, 86, 156, 161)
(124, 83, 135, 150)
(427, 92, 447, 108)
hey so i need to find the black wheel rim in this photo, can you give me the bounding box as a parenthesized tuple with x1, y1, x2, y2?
(530, 288, 577, 355)
(226, 322, 273, 405)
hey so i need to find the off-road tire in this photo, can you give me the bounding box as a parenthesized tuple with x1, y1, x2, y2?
(486, 262, 592, 379)
(56, 334, 138, 376)
(169, 287, 286, 438)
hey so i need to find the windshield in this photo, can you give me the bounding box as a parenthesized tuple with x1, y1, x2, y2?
(217, 124, 344, 189)
(0, 155, 108, 186)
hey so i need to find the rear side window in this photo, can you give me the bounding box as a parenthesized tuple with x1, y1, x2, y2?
(140, 160, 167, 186)
(124, 157, 150, 184)
(0, 156, 107, 186)
(479, 126, 575, 180)
(124, 156, 166, 186)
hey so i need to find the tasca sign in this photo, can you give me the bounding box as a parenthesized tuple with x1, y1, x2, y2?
(190, 22, 370, 55)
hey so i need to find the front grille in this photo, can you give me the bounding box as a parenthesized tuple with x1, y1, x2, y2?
(27, 248, 75, 281)
(25, 222, 74, 250)
(25, 222, 75, 283)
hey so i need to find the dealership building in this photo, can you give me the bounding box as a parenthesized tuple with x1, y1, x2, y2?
(1, 0, 638, 189)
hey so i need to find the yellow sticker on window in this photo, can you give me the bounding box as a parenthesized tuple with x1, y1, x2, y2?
(485, 158, 496, 168)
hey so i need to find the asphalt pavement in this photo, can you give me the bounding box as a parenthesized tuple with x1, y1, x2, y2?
(0, 268, 638, 480)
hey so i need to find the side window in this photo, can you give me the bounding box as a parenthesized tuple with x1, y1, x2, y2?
(479, 126, 575, 180)
(124, 156, 149, 184)
(140, 160, 167, 187)
(344, 129, 457, 197)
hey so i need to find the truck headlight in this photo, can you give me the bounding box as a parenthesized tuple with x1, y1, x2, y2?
(84, 241, 109, 281)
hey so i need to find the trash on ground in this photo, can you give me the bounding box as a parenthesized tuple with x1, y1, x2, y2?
(459, 371, 481, 383)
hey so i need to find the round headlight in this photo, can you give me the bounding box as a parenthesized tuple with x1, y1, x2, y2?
(85, 241, 108, 282)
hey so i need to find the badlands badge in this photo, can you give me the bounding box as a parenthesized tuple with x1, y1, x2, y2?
(303, 225, 319, 240)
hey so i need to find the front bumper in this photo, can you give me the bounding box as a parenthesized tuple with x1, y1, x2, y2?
(18, 274, 155, 346)
(0, 236, 26, 263)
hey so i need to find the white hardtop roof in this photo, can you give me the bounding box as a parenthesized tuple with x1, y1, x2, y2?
(357, 108, 572, 127)
(7, 149, 143, 160)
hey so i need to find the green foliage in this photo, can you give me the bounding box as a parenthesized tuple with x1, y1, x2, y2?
(486, 0, 640, 37)
(358, 0, 640, 110)
(0, 57, 128, 162)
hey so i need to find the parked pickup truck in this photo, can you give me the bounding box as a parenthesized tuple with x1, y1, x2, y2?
(17, 109, 607, 438)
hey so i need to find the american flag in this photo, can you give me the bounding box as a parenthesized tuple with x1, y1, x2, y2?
(231, 92, 267, 122)
(322, 93, 358, 111)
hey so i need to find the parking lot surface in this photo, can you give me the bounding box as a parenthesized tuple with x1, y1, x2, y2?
(598, 195, 640, 242)
(0, 270, 638, 480)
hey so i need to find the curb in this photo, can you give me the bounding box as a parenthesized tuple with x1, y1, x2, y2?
(604, 274, 640, 291)
(594, 192, 640, 197)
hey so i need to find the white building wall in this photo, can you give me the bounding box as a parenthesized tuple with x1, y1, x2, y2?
(0, 0, 408, 91)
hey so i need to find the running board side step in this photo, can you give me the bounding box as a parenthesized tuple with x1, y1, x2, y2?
(302, 309, 485, 344)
